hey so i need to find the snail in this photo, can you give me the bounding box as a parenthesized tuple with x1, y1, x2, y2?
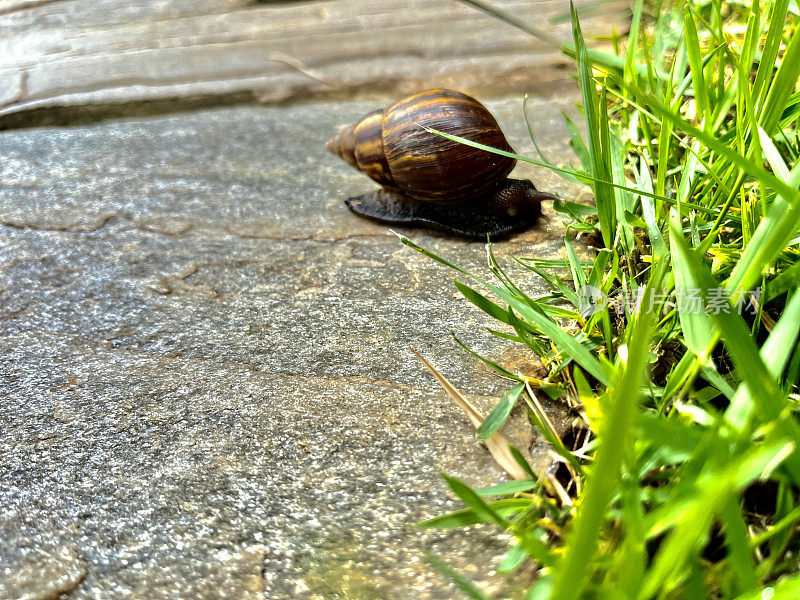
(325, 89, 557, 239)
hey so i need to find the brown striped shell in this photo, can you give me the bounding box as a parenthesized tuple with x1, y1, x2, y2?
(325, 89, 516, 204)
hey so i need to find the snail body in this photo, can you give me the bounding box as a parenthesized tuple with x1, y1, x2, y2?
(326, 89, 555, 239)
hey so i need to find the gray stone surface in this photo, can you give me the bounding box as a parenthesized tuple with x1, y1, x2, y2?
(0, 95, 584, 598)
(0, 0, 627, 129)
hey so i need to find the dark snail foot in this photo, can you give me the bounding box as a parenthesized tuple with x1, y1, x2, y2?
(344, 179, 557, 240)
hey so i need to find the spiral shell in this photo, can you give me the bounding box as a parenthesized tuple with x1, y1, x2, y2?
(325, 89, 516, 204)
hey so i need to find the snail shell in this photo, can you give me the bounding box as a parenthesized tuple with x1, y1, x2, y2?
(326, 89, 555, 238)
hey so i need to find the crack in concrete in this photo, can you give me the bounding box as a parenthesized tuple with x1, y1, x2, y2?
(58, 560, 89, 600)
(0, 0, 65, 17)
(0, 217, 400, 245)
(224, 228, 394, 243)
(1, 333, 417, 393)
(0, 214, 115, 233)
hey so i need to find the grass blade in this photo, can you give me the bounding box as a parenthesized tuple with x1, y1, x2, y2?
(476, 383, 526, 439)
(551, 284, 658, 599)
(571, 1, 616, 247)
(426, 552, 491, 600)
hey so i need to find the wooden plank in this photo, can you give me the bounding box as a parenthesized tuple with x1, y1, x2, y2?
(0, 0, 628, 128)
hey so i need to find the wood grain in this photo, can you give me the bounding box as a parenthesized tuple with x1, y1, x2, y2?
(0, 0, 628, 128)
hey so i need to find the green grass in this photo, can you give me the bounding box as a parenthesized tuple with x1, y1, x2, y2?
(405, 1, 800, 598)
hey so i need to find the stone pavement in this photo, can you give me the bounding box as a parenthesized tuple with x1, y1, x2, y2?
(0, 0, 626, 129)
(0, 96, 585, 598)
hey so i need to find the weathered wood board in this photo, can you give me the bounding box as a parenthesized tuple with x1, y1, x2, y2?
(0, 0, 628, 128)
